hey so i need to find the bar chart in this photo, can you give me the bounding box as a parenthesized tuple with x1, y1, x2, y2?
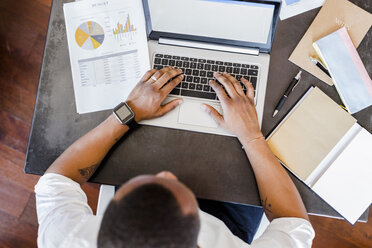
(112, 15, 136, 40)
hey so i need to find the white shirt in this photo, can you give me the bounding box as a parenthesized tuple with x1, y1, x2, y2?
(35, 173, 315, 248)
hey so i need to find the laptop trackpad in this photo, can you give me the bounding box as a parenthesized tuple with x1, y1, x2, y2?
(178, 101, 221, 128)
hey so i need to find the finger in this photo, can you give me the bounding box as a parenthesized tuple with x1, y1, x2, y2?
(201, 104, 225, 127)
(155, 68, 183, 89)
(241, 77, 255, 103)
(157, 98, 183, 116)
(148, 67, 172, 84)
(223, 72, 245, 96)
(162, 74, 184, 94)
(209, 80, 229, 102)
(140, 69, 157, 82)
(214, 72, 239, 98)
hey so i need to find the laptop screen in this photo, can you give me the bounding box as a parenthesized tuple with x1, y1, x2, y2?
(145, 0, 278, 49)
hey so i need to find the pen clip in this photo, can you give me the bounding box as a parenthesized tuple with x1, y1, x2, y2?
(292, 77, 300, 91)
(292, 71, 302, 91)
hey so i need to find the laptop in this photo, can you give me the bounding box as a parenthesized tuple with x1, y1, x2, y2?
(141, 0, 281, 136)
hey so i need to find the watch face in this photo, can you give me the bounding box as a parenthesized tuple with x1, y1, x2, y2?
(114, 102, 134, 124)
(116, 105, 131, 120)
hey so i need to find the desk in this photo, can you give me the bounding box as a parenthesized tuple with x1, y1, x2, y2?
(25, 0, 371, 221)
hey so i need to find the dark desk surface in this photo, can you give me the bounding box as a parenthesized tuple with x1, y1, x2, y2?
(25, 0, 371, 221)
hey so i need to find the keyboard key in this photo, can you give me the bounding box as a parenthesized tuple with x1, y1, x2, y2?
(196, 84, 203, 91)
(192, 70, 199, 76)
(250, 65, 259, 69)
(198, 59, 206, 63)
(176, 61, 182, 67)
(201, 78, 208, 84)
(204, 64, 211, 70)
(226, 67, 233, 73)
(203, 85, 210, 91)
(200, 71, 206, 77)
(250, 76, 257, 87)
(154, 65, 163, 70)
(207, 71, 214, 77)
(218, 66, 225, 72)
(189, 83, 196, 90)
(154, 58, 161, 64)
(183, 61, 190, 68)
(233, 67, 240, 74)
(181, 89, 216, 100)
(207, 60, 215, 64)
(241, 68, 248, 75)
(242, 64, 250, 68)
(161, 59, 169, 65)
(248, 69, 258, 76)
(190, 58, 197, 62)
(193, 77, 200, 83)
(181, 82, 188, 89)
(169, 60, 175, 66)
(197, 63, 204, 70)
(170, 88, 180, 95)
(155, 54, 163, 58)
(172, 56, 180, 59)
(190, 62, 197, 68)
(211, 65, 218, 71)
(181, 57, 189, 61)
(164, 55, 172, 58)
(186, 76, 193, 82)
(233, 63, 241, 67)
(224, 62, 232, 66)
(236, 75, 242, 81)
(216, 61, 223, 65)
(185, 69, 192, 75)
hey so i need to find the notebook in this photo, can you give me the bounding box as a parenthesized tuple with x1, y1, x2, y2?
(289, 0, 372, 86)
(267, 86, 372, 224)
(313, 27, 372, 114)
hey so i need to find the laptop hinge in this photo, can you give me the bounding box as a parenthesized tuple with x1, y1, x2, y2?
(158, 37, 260, 56)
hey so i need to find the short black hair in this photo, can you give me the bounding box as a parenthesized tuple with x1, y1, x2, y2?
(97, 183, 200, 248)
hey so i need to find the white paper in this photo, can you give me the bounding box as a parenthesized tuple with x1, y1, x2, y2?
(148, 0, 274, 44)
(312, 128, 372, 224)
(280, 0, 325, 20)
(64, 0, 150, 114)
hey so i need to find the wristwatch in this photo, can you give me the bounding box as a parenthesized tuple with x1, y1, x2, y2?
(113, 102, 137, 129)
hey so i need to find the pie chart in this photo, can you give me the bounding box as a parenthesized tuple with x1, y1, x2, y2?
(75, 21, 105, 50)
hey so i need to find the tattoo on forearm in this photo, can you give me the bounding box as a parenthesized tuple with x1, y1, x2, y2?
(78, 163, 99, 180)
(261, 197, 272, 213)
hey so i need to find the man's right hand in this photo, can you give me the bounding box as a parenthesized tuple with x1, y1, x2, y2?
(201, 72, 263, 143)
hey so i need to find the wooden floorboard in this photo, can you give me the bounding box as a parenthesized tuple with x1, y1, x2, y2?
(0, 0, 371, 247)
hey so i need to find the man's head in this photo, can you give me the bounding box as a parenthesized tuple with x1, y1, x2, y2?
(97, 171, 200, 248)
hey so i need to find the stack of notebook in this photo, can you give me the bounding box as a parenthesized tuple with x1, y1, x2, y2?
(313, 27, 372, 114)
(267, 86, 372, 224)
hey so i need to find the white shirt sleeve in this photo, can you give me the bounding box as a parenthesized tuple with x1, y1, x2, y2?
(198, 211, 315, 248)
(251, 218, 315, 248)
(34, 173, 101, 248)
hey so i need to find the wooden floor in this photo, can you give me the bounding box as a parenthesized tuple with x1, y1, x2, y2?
(0, 0, 371, 247)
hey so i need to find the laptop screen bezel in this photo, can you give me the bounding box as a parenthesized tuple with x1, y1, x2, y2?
(142, 0, 282, 53)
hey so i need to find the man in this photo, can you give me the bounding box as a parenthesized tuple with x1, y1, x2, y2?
(35, 67, 315, 247)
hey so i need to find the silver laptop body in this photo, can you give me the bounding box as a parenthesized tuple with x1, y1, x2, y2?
(141, 0, 281, 136)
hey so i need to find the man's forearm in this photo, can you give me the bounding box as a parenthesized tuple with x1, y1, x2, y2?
(46, 114, 129, 185)
(242, 138, 309, 221)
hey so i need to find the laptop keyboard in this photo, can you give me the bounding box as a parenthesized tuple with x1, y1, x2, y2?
(153, 54, 259, 101)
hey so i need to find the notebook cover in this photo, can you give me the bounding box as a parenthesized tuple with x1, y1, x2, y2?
(288, 0, 372, 86)
(313, 27, 372, 114)
(267, 87, 356, 181)
(312, 127, 372, 224)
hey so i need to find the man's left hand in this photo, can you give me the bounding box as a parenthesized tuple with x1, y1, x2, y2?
(126, 67, 184, 122)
